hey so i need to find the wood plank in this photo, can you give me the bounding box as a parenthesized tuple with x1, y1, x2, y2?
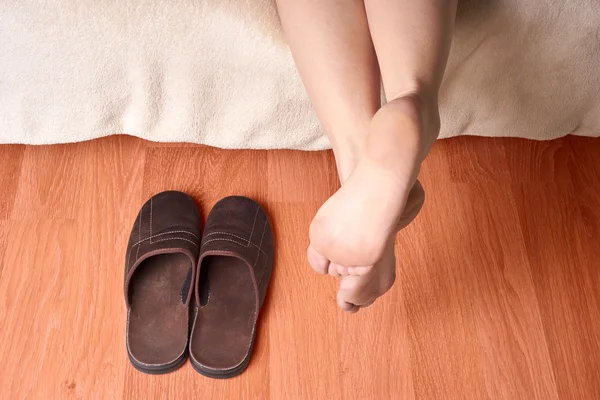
(0, 221, 7, 278)
(0, 219, 79, 398)
(513, 182, 600, 400)
(267, 149, 339, 203)
(267, 202, 342, 399)
(142, 146, 268, 217)
(439, 136, 511, 183)
(11, 143, 86, 219)
(70, 136, 146, 398)
(0, 145, 25, 219)
(0, 136, 146, 399)
(410, 141, 560, 399)
(503, 138, 572, 183)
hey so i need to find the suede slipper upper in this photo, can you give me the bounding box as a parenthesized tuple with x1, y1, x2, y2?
(124, 191, 201, 374)
(189, 196, 274, 379)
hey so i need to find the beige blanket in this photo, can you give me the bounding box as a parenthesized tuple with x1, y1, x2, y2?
(1, 0, 599, 149)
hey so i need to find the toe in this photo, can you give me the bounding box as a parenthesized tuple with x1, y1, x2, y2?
(329, 262, 351, 277)
(337, 294, 360, 313)
(307, 245, 329, 274)
(337, 264, 349, 276)
(350, 265, 373, 276)
(329, 262, 341, 277)
(338, 275, 377, 307)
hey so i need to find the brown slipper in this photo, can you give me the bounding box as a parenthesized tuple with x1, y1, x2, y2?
(124, 191, 201, 374)
(189, 196, 274, 379)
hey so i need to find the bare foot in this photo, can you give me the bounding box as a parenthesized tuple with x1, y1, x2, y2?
(336, 183, 424, 312)
(309, 179, 424, 312)
(308, 95, 434, 312)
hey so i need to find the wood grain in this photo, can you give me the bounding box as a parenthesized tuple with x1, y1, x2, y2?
(0, 145, 25, 219)
(1, 135, 599, 399)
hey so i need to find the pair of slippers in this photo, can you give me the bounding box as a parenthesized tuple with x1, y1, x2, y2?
(124, 191, 274, 378)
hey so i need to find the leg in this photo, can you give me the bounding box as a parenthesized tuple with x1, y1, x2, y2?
(275, 0, 380, 181)
(275, 0, 384, 292)
(366, 0, 456, 103)
(362, 0, 457, 165)
(277, 0, 457, 312)
(310, 1, 457, 311)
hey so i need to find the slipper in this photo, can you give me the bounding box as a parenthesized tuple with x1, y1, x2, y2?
(189, 196, 274, 379)
(124, 191, 201, 374)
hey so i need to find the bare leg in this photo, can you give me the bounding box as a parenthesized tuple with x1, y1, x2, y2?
(275, 0, 380, 181)
(316, 1, 457, 311)
(277, 0, 457, 312)
(366, 0, 456, 103)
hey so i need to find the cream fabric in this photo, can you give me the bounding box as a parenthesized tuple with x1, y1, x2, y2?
(1, 0, 599, 148)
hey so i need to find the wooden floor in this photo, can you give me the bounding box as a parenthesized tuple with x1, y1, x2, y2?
(0, 135, 599, 399)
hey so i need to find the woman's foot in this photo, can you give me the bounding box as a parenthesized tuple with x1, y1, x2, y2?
(308, 95, 435, 312)
(335, 181, 424, 312)
(309, 178, 424, 311)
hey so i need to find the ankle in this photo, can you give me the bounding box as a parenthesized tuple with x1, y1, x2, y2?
(330, 131, 368, 183)
(386, 91, 440, 154)
(363, 93, 438, 186)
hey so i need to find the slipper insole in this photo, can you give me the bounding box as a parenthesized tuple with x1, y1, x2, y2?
(191, 256, 256, 369)
(127, 253, 191, 365)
